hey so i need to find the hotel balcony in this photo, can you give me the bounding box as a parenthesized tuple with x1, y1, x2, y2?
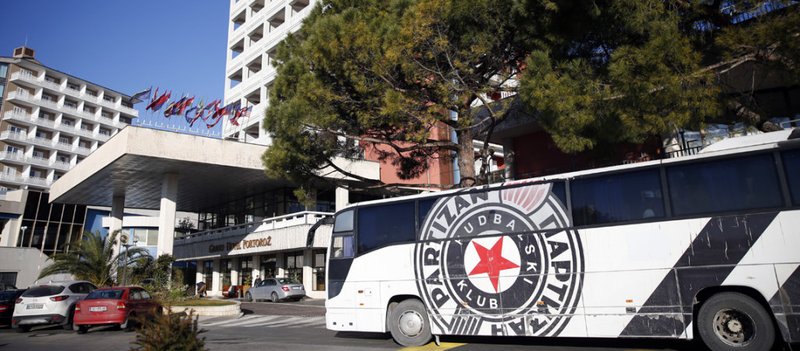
(9, 71, 39, 85)
(51, 160, 72, 171)
(0, 151, 25, 163)
(54, 142, 75, 153)
(30, 136, 56, 149)
(75, 146, 92, 156)
(0, 131, 28, 143)
(0, 173, 52, 188)
(6, 90, 36, 104)
(119, 105, 138, 116)
(63, 87, 83, 99)
(2, 110, 34, 126)
(173, 211, 333, 260)
(27, 155, 51, 167)
(75, 128, 95, 138)
(41, 79, 62, 92)
(98, 98, 118, 110)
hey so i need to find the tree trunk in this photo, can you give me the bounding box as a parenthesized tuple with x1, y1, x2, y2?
(456, 128, 476, 187)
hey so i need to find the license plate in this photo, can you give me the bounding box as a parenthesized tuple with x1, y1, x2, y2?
(27, 303, 43, 309)
(90, 306, 107, 312)
(291, 286, 302, 290)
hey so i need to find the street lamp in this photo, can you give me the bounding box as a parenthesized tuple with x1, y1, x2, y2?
(120, 233, 138, 286)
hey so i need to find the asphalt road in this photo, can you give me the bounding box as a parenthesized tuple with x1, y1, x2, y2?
(0, 299, 707, 351)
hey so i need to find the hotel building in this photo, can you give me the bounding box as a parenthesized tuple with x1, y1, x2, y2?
(0, 47, 137, 256)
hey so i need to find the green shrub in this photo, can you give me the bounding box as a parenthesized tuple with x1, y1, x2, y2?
(131, 309, 205, 351)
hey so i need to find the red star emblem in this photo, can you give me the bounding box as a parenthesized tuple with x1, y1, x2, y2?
(468, 237, 520, 293)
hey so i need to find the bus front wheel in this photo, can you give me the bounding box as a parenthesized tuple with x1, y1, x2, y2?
(697, 292, 775, 351)
(388, 299, 432, 347)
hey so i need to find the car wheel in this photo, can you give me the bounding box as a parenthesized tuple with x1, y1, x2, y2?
(16, 325, 31, 333)
(76, 325, 89, 334)
(388, 299, 432, 347)
(271, 292, 279, 303)
(245, 292, 253, 302)
(63, 308, 75, 330)
(120, 314, 135, 332)
(697, 292, 776, 351)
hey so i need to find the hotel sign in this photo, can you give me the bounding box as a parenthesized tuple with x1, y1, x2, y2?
(209, 237, 272, 253)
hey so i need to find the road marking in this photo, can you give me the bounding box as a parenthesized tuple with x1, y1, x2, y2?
(199, 315, 326, 329)
(400, 342, 466, 351)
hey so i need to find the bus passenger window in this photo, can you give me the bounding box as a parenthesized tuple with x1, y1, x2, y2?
(358, 201, 415, 254)
(667, 154, 783, 216)
(783, 149, 800, 205)
(418, 198, 436, 228)
(570, 169, 664, 226)
(332, 235, 354, 258)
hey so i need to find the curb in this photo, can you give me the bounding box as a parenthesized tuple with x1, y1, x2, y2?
(168, 300, 242, 317)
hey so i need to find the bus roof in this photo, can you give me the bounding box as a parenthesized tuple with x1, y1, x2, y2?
(339, 128, 799, 212)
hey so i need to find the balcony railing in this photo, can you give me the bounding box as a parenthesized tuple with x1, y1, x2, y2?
(27, 155, 51, 167)
(0, 173, 51, 187)
(26, 176, 51, 187)
(0, 151, 25, 162)
(54, 142, 75, 152)
(39, 99, 60, 110)
(98, 98, 118, 109)
(75, 128, 95, 138)
(31, 136, 55, 148)
(3, 110, 33, 125)
(10, 71, 38, 84)
(63, 87, 83, 99)
(42, 80, 62, 91)
(75, 146, 92, 155)
(177, 211, 333, 243)
(0, 131, 28, 142)
(119, 105, 138, 116)
(33, 117, 57, 129)
(7, 90, 33, 102)
(51, 161, 72, 171)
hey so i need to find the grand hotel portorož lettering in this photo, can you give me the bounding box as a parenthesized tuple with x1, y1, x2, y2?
(209, 237, 272, 254)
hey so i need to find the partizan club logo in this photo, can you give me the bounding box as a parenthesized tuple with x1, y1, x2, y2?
(414, 182, 584, 337)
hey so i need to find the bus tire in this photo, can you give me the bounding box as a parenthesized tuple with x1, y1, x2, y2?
(388, 299, 432, 347)
(697, 292, 775, 351)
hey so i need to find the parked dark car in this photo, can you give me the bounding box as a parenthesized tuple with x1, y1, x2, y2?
(0, 289, 26, 327)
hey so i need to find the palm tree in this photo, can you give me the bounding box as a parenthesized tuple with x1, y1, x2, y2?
(38, 230, 151, 287)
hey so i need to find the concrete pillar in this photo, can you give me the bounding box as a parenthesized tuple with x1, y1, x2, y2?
(212, 259, 221, 295)
(302, 249, 313, 294)
(252, 255, 261, 283)
(231, 257, 239, 287)
(275, 252, 285, 278)
(335, 187, 349, 211)
(157, 173, 178, 256)
(195, 260, 204, 292)
(110, 195, 125, 258)
(502, 138, 515, 181)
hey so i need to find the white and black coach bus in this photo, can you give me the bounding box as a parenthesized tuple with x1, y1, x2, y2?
(322, 129, 800, 350)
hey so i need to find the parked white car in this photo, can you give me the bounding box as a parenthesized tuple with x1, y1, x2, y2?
(12, 280, 96, 332)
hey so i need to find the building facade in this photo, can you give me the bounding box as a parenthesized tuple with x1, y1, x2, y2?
(0, 47, 137, 255)
(223, 0, 315, 145)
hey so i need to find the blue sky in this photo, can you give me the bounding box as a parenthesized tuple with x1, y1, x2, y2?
(0, 0, 229, 135)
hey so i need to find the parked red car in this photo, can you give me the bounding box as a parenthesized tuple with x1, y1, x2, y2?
(73, 286, 160, 333)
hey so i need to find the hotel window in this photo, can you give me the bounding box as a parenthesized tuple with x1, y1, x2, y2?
(103, 94, 115, 102)
(220, 259, 232, 289)
(260, 255, 276, 278)
(32, 150, 45, 159)
(30, 169, 45, 178)
(67, 82, 80, 91)
(81, 123, 94, 131)
(45, 75, 59, 84)
(56, 153, 70, 163)
(84, 106, 96, 114)
(0, 63, 7, 78)
(120, 116, 132, 124)
(79, 140, 91, 149)
(61, 118, 74, 127)
(101, 110, 112, 119)
(239, 257, 253, 286)
(85, 89, 97, 97)
(284, 252, 303, 284)
(42, 94, 56, 102)
(5, 145, 21, 154)
(9, 126, 25, 134)
(58, 136, 72, 144)
(132, 228, 158, 246)
(54, 172, 64, 180)
(0, 85, 4, 98)
(312, 250, 325, 291)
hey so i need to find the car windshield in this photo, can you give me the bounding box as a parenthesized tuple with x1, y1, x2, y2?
(276, 278, 299, 285)
(22, 286, 65, 297)
(85, 289, 124, 300)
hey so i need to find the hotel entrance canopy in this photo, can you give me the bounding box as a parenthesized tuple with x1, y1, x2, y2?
(49, 126, 379, 255)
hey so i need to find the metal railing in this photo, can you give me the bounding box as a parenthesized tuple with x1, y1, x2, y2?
(51, 161, 72, 171)
(177, 211, 333, 243)
(27, 155, 51, 167)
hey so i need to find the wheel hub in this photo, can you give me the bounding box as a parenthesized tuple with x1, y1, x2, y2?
(398, 310, 423, 338)
(713, 308, 755, 347)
